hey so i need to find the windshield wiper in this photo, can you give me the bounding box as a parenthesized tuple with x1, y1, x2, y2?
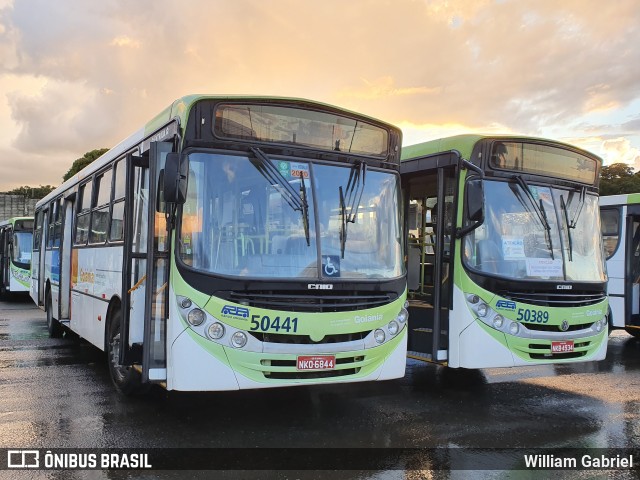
(513, 175, 554, 260)
(249, 147, 310, 246)
(560, 195, 573, 261)
(339, 162, 367, 258)
(567, 186, 586, 229)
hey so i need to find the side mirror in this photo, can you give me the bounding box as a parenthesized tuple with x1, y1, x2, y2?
(163, 153, 189, 204)
(466, 178, 484, 223)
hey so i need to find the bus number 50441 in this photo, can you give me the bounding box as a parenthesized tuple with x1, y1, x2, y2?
(250, 315, 299, 333)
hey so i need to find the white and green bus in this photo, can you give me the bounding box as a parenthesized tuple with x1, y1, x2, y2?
(0, 217, 34, 296)
(599, 194, 640, 338)
(401, 135, 608, 367)
(30, 95, 408, 393)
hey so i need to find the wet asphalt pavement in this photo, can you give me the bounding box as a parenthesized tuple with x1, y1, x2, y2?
(1, 295, 639, 479)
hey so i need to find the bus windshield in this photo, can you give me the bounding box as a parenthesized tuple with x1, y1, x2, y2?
(12, 230, 33, 268)
(464, 179, 605, 282)
(179, 152, 404, 280)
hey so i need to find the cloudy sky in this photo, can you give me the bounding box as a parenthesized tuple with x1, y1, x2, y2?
(0, 0, 638, 191)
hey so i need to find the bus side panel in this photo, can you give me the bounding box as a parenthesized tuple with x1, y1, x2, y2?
(30, 248, 40, 305)
(70, 246, 122, 350)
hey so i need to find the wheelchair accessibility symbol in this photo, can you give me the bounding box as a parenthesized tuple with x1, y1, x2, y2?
(322, 255, 340, 277)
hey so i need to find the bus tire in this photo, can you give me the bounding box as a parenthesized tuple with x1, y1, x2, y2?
(107, 307, 147, 395)
(46, 291, 63, 338)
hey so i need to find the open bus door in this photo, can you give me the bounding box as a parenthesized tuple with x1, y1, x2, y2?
(401, 153, 460, 364)
(120, 141, 173, 387)
(625, 212, 640, 336)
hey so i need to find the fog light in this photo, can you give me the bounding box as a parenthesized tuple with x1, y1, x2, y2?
(477, 303, 488, 317)
(374, 329, 386, 344)
(388, 321, 399, 336)
(208, 322, 225, 340)
(180, 297, 192, 309)
(231, 331, 248, 348)
(187, 308, 205, 326)
(509, 322, 520, 335)
(468, 294, 480, 304)
(493, 315, 504, 329)
(397, 308, 408, 324)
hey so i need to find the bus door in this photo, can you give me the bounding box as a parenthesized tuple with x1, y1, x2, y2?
(402, 157, 458, 363)
(625, 210, 640, 329)
(38, 210, 48, 306)
(121, 142, 172, 383)
(59, 193, 75, 320)
(0, 227, 7, 290)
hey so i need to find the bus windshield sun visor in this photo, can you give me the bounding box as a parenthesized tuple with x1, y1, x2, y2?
(339, 161, 367, 258)
(248, 147, 310, 246)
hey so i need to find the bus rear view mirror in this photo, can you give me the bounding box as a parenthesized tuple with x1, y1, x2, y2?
(163, 153, 189, 204)
(466, 179, 484, 222)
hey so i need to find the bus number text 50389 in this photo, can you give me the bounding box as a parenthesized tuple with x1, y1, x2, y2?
(250, 315, 299, 333)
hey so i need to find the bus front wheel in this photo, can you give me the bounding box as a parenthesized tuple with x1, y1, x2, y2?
(107, 307, 146, 395)
(46, 292, 63, 338)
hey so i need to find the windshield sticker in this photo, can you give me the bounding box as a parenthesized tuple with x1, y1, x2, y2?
(526, 258, 563, 277)
(290, 162, 310, 179)
(278, 161, 291, 178)
(322, 255, 341, 277)
(502, 237, 526, 260)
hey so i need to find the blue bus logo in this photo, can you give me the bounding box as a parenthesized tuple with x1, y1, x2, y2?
(221, 305, 250, 318)
(496, 300, 516, 311)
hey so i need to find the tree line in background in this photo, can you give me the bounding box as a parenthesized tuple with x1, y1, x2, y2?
(1, 148, 108, 198)
(1, 151, 638, 199)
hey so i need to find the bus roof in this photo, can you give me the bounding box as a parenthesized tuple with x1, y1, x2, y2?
(401, 133, 602, 162)
(37, 94, 400, 207)
(0, 216, 33, 228)
(599, 193, 640, 207)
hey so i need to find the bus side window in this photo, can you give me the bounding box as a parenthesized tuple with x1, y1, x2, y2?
(600, 208, 619, 259)
(90, 168, 112, 244)
(110, 160, 126, 242)
(75, 181, 93, 245)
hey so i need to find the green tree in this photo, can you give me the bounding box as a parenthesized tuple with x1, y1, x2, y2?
(63, 148, 109, 182)
(599, 163, 640, 196)
(3, 185, 56, 198)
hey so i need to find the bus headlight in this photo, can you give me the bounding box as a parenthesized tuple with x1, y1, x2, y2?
(467, 294, 480, 304)
(397, 308, 408, 324)
(509, 322, 520, 335)
(477, 303, 488, 318)
(231, 331, 248, 348)
(208, 322, 225, 340)
(388, 321, 399, 336)
(374, 329, 386, 344)
(180, 297, 192, 309)
(493, 315, 504, 329)
(595, 319, 603, 332)
(188, 308, 206, 326)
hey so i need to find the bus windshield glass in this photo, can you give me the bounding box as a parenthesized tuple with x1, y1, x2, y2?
(12, 231, 33, 268)
(464, 179, 605, 282)
(179, 152, 403, 280)
(214, 104, 389, 157)
(490, 141, 597, 184)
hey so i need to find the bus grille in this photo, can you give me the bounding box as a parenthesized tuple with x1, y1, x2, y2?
(261, 356, 363, 379)
(500, 291, 605, 308)
(523, 322, 593, 332)
(249, 331, 368, 344)
(226, 291, 396, 313)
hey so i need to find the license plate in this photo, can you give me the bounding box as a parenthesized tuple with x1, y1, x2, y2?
(551, 340, 574, 354)
(297, 355, 336, 371)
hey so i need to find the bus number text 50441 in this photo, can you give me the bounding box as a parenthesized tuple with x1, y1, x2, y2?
(250, 315, 299, 333)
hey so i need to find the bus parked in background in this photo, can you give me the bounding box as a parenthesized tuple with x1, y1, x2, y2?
(401, 135, 608, 367)
(599, 194, 640, 338)
(30, 95, 407, 394)
(0, 217, 33, 296)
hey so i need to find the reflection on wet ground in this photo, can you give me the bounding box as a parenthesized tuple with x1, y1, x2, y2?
(1, 297, 639, 479)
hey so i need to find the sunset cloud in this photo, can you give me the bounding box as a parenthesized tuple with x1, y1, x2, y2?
(0, 0, 639, 189)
